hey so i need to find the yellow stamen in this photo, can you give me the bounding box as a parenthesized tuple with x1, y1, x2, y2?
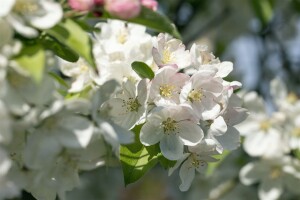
(159, 84, 175, 98)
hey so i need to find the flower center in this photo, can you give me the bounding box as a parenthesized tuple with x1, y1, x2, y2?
(14, 0, 39, 14)
(162, 117, 177, 134)
(159, 84, 175, 98)
(270, 167, 281, 179)
(259, 120, 271, 132)
(287, 93, 298, 104)
(79, 64, 89, 73)
(117, 29, 128, 44)
(291, 127, 300, 137)
(188, 89, 203, 102)
(124, 97, 140, 112)
(162, 48, 172, 64)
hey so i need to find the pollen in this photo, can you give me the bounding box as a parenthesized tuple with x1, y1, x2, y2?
(79, 65, 89, 73)
(117, 29, 128, 44)
(270, 167, 281, 179)
(123, 97, 140, 112)
(162, 48, 172, 64)
(14, 1, 39, 14)
(259, 120, 271, 132)
(159, 84, 175, 98)
(287, 93, 298, 104)
(291, 127, 300, 137)
(162, 117, 178, 134)
(188, 89, 203, 102)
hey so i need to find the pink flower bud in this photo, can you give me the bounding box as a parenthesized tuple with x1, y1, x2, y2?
(94, 0, 104, 6)
(141, 0, 158, 11)
(105, 0, 141, 19)
(68, 0, 94, 11)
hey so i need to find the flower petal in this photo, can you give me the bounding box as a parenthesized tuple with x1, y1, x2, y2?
(177, 121, 203, 146)
(258, 179, 283, 200)
(160, 134, 183, 160)
(179, 159, 195, 191)
(140, 122, 164, 146)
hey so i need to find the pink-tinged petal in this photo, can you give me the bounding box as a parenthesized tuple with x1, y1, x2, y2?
(210, 116, 227, 136)
(160, 134, 183, 160)
(140, 122, 164, 146)
(200, 79, 224, 95)
(177, 121, 203, 146)
(258, 179, 283, 200)
(179, 159, 195, 191)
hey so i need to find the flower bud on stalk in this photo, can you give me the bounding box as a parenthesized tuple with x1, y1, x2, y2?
(105, 0, 141, 19)
(141, 0, 158, 11)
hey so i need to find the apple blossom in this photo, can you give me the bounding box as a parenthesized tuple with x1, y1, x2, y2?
(140, 106, 204, 160)
(149, 66, 189, 106)
(152, 33, 191, 69)
(240, 157, 300, 200)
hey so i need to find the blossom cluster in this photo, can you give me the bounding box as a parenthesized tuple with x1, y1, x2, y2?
(237, 78, 300, 200)
(0, 1, 246, 199)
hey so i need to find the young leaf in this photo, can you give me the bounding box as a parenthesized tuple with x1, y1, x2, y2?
(41, 35, 79, 63)
(120, 125, 159, 186)
(46, 19, 96, 68)
(102, 7, 181, 39)
(131, 61, 155, 79)
(14, 44, 45, 83)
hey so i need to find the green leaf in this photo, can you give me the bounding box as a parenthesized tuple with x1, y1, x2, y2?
(131, 61, 155, 79)
(250, 0, 273, 27)
(41, 35, 79, 63)
(103, 7, 181, 39)
(158, 154, 176, 169)
(120, 125, 159, 186)
(46, 19, 96, 68)
(14, 44, 45, 83)
(48, 72, 69, 88)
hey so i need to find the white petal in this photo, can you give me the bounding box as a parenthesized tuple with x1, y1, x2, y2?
(160, 135, 183, 160)
(177, 121, 203, 146)
(210, 116, 227, 136)
(57, 115, 94, 148)
(29, 1, 63, 29)
(23, 132, 61, 169)
(179, 159, 195, 191)
(258, 179, 283, 200)
(283, 173, 300, 194)
(215, 126, 240, 150)
(168, 153, 190, 176)
(0, 0, 15, 17)
(216, 61, 233, 77)
(7, 14, 38, 38)
(140, 122, 164, 146)
(99, 120, 133, 148)
(239, 162, 265, 185)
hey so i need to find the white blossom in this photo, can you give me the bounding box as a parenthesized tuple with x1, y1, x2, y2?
(152, 33, 191, 69)
(140, 106, 203, 160)
(149, 66, 189, 106)
(240, 157, 300, 200)
(180, 68, 223, 120)
(4, 0, 63, 38)
(105, 79, 148, 129)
